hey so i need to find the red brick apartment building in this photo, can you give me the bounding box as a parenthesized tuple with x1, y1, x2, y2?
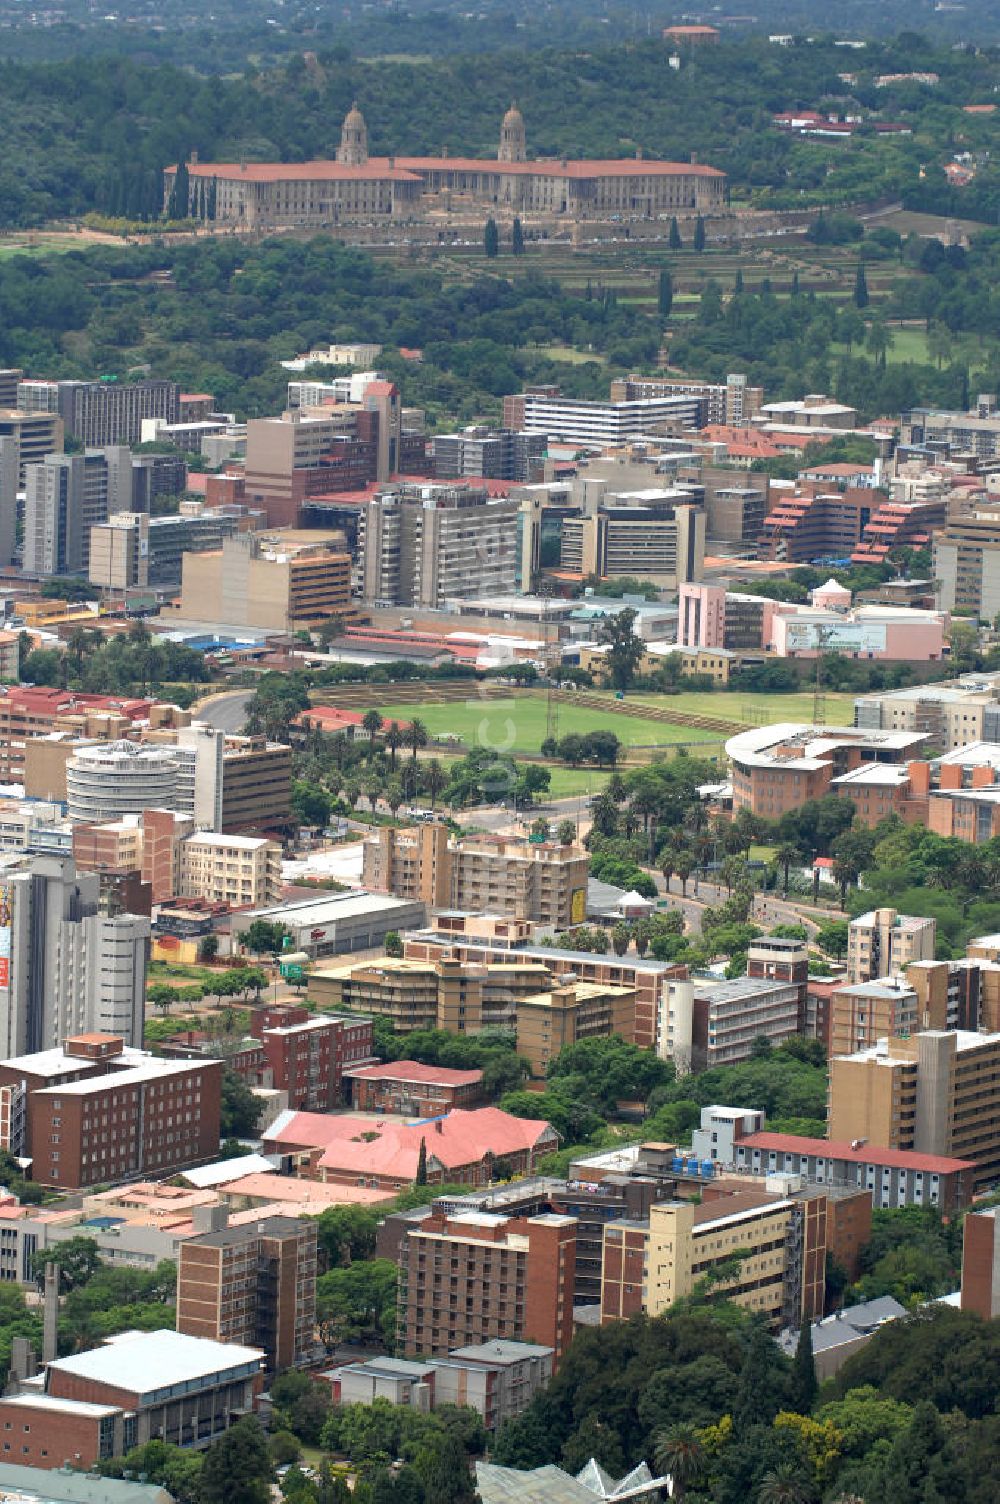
(758, 486, 943, 565)
(259, 1014, 344, 1112)
(176, 1215, 317, 1373)
(398, 1209, 576, 1368)
(0, 1033, 221, 1189)
(165, 1004, 376, 1114)
(961, 1207, 1000, 1320)
(344, 1060, 484, 1114)
(0, 1329, 264, 1469)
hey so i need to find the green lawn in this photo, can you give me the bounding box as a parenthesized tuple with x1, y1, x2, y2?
(532, 344, 606, 365)
(628, 690, 855, 727)
(0, 236, 85, 259)
(378, 697, 723, 754)
(434, 752, 614, 798)
(830, 327, 930, 366)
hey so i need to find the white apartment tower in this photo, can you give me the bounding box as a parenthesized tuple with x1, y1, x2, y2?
(0, 855, 150, 1056)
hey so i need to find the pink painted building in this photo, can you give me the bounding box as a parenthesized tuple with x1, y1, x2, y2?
(678, 583, 726, 647)
(810, 577, 852, 610)
(768, 605, 945, 660)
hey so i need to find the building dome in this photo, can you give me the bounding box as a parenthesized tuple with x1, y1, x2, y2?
(498, 102, 527, 163)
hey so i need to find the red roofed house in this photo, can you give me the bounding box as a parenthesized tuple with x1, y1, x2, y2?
(344, 1060, 484, 1114)
(262, 1105, 558, 1190)
(663, 23, 720, 43)
(296, 706, 413, 740)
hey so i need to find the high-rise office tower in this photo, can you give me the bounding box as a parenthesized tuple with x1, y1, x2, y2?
(0, 855, 150, 1057)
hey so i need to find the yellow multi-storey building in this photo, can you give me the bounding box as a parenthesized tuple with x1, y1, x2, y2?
(602, 1187, 828, 1330)
(516, 982, 636, 1077)
(829, 1028, 1000, 1190)
(362, 826, 589, 929)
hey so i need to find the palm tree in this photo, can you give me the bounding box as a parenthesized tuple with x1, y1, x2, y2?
(660, 845, 678, 894)
(692, 831, 712, 893)
(385, 781, 403, 819)
(776, 841, 799, 897)
(756, 1464, 814, 1504)
(631, 789, 661, 861)
(65, 626, 92, 680)
(425, 759, 447, 810)
(676, 851, 693, 899)
(365, 777, 380, 813)
(590, 789, 619, 839)
(407, 717, 429, 760)
(651, 1427, 705, 1503)
(385, 721, 403, 769)
(400, 760, 419, 801)
(361, 709, 383, 760)
(612, 922, 631, 957)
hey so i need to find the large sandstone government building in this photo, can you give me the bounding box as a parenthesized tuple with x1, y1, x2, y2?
(164, 104, 727, 227)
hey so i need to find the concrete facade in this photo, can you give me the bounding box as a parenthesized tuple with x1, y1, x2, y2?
(0, 856, 150, 1057)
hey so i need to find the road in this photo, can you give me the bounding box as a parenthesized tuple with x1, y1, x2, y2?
(193, 689, 252, 732)
(655, 873, 843, 937)
(456, 794, 593, 837)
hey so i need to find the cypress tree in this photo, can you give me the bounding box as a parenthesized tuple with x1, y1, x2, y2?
(733, 268, 744, 295)
(693, 214, 706, 251)
(512, 217, 524, 255)
(791, 269, 800, 295)
(734, 1321, 786, 1431)
(484, 218, 499, 257)
(854, 259, 869, 308)
(175, 157, 190, 219)
(658, 269, 673, 318)
(789, 1320, 818, 1414)
(669, 216, 682, 250)
(416, 1137, 428, 1185)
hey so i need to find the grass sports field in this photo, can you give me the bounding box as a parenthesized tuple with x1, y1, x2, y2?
(376, 697, 724, 755)
(629, 690, 855, 726)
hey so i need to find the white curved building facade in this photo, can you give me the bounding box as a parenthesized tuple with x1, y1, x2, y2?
(66, 740, 180, 823)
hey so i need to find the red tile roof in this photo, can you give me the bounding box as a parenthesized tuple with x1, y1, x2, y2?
(179, 155, 725, 184)
(343, 1061, 483, 1087)
(264, 1106, 555, 1180)
(739, 1131, 975, 1175)
(296, 706, 413, 731)
(182, 160, 424, 183)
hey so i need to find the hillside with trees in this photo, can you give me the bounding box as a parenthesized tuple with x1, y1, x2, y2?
(3, 34, 1000, 225)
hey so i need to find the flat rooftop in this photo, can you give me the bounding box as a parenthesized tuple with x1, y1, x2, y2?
(0, 1043, 148, 1079)
(34, 1056, 220, 1096)
(47, 1329, 264, 1400)
(237, 889, 420, 927)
